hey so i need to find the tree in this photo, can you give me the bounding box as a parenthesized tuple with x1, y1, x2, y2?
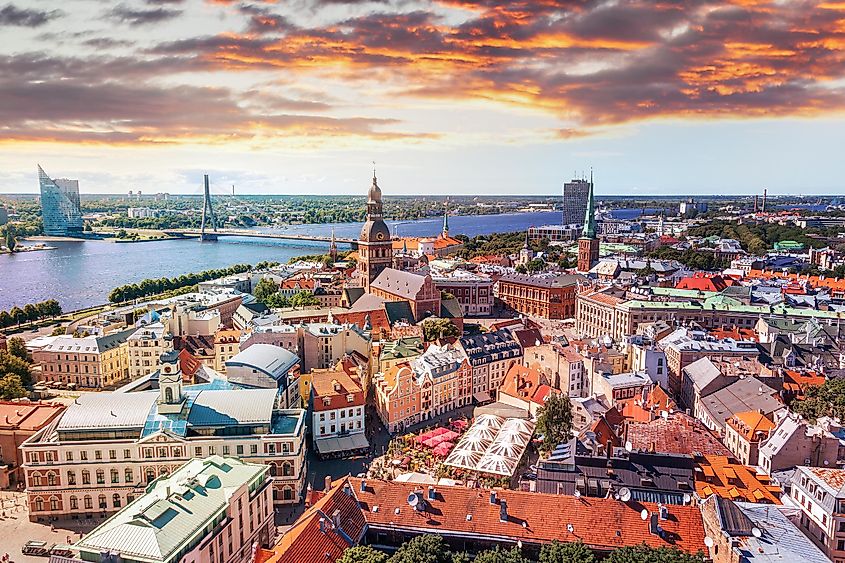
(475, 546, 533, 563)
(0, 311, 11, 328)
(0, 374, 26, 400)
(9, 306, 25, 326)
(422, 318, 460, 342)
(539, 541, 595, 563)
(253, 278, 280, 303)
(51, 326, 66, 336)
(337, 546, 389, 563)
(0, 351, 32, 387)
(3, 224, 16, 252)
(6, 337, 32, 362)
(526, 258, 545, 274)
(536, 392, 573, 453)
(792, 378, 845, 421)
(388, 534, 457, 563)
(23, 303, 39, 324)
(603, 545, 705, 563)
(515, 264, 527, 274)
(290, 290, 320, 309)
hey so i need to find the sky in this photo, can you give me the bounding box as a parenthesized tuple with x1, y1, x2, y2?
(2, 0, 845, 196)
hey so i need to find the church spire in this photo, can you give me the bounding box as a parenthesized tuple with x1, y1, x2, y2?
(581, 170, 597, 239)
(442, 198, 450, 237)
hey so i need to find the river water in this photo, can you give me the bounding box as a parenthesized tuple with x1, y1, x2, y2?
(0, 209, 645, 311)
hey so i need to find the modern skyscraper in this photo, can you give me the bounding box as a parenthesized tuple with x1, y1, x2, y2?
(38, 165, 83, 236)
(358, 170, 393, 290)
(577, 178, 600, 273)
(562, 178, 591, 227)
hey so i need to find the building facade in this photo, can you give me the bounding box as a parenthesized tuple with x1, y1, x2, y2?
(21, 354, 307, 522)
(310, 366, 368, 458)
(38, 165, 83, 236)
(431, 269, 493, 316)
(35, 328, 135, 389)
(127, 323, 173, 380)
(496, 273, 582, 320)
(458, 329, 523, 401)
(562, 178, 591, 227)
(790, 466, 845, 563)
(0, 401, 65, 489)
(73, 456, 275, 563)
(577, 178, 600, 273)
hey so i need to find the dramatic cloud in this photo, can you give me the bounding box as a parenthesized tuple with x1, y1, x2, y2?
(0, 3, 61, 27)
(4, 0, 845, 147)
(106, 4, 183, 26)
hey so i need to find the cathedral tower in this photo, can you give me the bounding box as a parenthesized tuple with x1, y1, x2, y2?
(358, 170, 393, 290)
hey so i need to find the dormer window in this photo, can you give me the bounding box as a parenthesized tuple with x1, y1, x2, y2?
(347, 394, 354, 403)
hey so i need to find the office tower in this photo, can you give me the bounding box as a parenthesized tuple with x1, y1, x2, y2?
(562, 178, 591, 226)
(38, 165, 83, 236)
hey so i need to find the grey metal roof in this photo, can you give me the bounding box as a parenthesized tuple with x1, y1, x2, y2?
(57, 392, 158, 431)
(187, 388, 277, 427)
(700, 377, 784, 430)
(76, 456, 267, 562)
(225, 343, 299, 379)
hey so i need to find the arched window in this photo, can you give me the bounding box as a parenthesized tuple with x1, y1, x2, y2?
(67, 471, 76, 485)
(283, 487, 293, 501)
(282, 462, 293, 477)
(159, 467, 169, 477)
(34, 497, 44, 511)
(69, 496, 78, 510)
(146, 468, 156, 483)
(84, 495, 92, 510)
(126, 494, 134, 504)
(98, 495, 107, 509)
(31, 472, 42, 487)
(165, 387, 173, 402)
(47, 472, 56, 486)
(82, 470, 90, 485)
(112, 494, 121, 508)
(96, 470, 105, 484)
(111, 469, 119, 484)
(125, 469, 133, 483)
(268, 463, 277, 477)
(50, 497, 59, 511)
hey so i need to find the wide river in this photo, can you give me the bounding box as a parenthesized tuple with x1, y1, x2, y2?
(0, 209, 647, 312)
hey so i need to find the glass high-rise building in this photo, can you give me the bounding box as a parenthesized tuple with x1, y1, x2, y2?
(562, 178, 591, 227)
(38, 165, 83, 236)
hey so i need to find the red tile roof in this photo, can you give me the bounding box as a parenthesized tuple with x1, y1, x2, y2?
(351, 478, 707, 554)
(695, 455, 781, 504)
(808, 467, 845, 490)
(178, 348, 203, 379)
(0, 401, 65, 431)
(264, 479, 367, 563)
(627, 412, 732, 457)
(675, 273, 734, 292)
(311, 368, 365, 412)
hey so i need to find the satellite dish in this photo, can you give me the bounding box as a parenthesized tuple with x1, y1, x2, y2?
(751, 527, 762, 538)
(407, 493, 419, 508)
(683, 493, 692, 505)
(619, 488, 632, 502)
(625, 441, 633, 452)
(567, 523, 574, 533)
(704, 536, 714, 548)
(640, 509, 649, 521)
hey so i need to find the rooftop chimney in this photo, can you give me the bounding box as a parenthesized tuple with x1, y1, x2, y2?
(499, 499, 508, 522)
(360, 480, 367, 493)
(428, 486, 436, 501)
(649, 512, 661, 536)
(490, 491, 498, 505)
(324, 475, 332, 492)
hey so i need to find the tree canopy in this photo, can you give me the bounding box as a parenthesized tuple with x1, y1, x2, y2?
(422, 318, 461, 342)
(475, 546, 534, 563)
(536, 392, 574, 453)
(337, 546, 388, 563)
(253, 278, 280, 303)
(792, 378, 845, 421)
(539, 541, 595, 563)
(387, 535, 461, 563)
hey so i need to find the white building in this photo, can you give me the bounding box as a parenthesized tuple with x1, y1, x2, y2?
(790, 466, 845, 563)
(73, 456, 275, 563)
(309, 366, 368, 458)
(21, 352, 307, 522)
(127, 322, 173, 380)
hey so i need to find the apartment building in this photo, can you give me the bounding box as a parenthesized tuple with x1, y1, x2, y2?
(522, 342, 585, 397)
(0, 401, 65, 489)
(791, 466, 845, 563)
(214, 328, 242, 372)
(373, 363, 422, 433)
(310, 366, 368, 458)
(72, 456, 275, 563)
(35, 328, 135, 388)
(298, 323, 371, 374)
(430, 268, 494, 316)
(457, 329, 523, 401)
(127, 322, 173, 380)
(21, 353, 307, 522)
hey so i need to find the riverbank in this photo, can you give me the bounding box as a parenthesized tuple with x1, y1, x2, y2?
(1, 244, 57, 254)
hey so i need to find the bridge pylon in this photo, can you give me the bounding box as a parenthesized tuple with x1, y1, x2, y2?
(199, 174, 218, 242)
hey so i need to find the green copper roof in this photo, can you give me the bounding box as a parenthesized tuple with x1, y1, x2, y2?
(581, 178, 597, 239)
(443, 205, 449, 234)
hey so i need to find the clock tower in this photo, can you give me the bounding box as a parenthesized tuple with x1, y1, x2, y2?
(358, 171, 393, 290)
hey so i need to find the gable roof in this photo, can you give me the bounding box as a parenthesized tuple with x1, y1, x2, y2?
(371, 268, 430, 300)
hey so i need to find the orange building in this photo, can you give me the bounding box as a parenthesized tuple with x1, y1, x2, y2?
(0, 401, 65, 488)
(496, 273, 583, 319)
(373, 362, 422, 433)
